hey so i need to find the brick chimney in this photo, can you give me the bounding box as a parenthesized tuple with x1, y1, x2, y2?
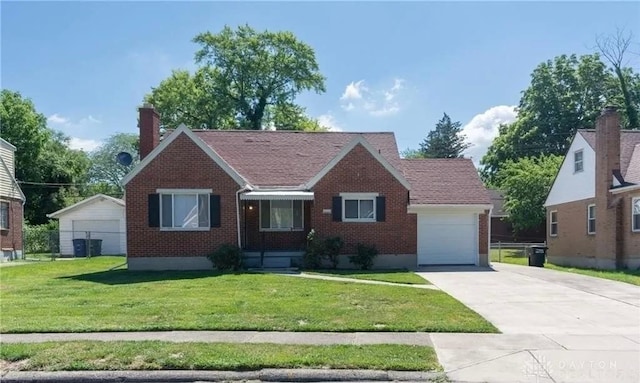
(138, 103, 160, 160)
(594, 106, 621, 268)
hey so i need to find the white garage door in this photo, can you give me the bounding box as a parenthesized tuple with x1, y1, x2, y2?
(417, 213, 477, 266)
(72, 220, 122, 255)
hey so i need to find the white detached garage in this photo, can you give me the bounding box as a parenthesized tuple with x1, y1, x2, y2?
(47, 194, 126, 256)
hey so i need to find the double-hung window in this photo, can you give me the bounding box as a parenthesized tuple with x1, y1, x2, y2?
(574, 150, 584, 173)
(549, 210, 558, 237)
(260, 200, 303, 231)
(341, 193, 376, 222)
(633, 198, 640, 232)
(160, 191, 210, 230)
(0, 201, 8, 230)
(587, 204, 595, 234)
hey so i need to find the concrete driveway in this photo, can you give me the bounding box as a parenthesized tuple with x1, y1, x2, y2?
(417, 263, 640, 383)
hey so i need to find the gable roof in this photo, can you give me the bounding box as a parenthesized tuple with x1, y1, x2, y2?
(488, 189, 507, 217)
(402, 158, 490, 205)
(47, 194, 124, 219)
(0, 155, 25, 202)
(578, 129, 640, 180)
(121, 125, 248, 187)
(0, 137, 17, 151)
(193, 130, 404, 188)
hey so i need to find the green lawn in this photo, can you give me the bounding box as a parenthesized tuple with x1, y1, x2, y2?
(0, 257, 496, 333)
(0, 341, 440, 371)
(490, 249, 640, 286)
(305, 270, 429, 285)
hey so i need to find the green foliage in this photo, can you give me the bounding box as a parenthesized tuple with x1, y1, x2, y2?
(303, 231, 344, 269)
(497, 155, 563, 232)
(23, 222, 59, 254)
(481, 53, 640, 185)
(146, 25, 326, 131)
(87, 133, 139, 195)
(207, 243, 243, 271)
(417, 113, 470, 158)
(349, 244, 379, 270)
(0, 90, 90, 224)
(400, 148, 425, 159)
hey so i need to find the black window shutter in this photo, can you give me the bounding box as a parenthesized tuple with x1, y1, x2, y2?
(376, 196, 386, 222)
(332, 196, 342, 222)
(148, 194, 160, 228)
(210, 194, 221, 228)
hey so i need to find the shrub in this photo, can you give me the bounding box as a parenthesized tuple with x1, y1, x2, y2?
(303, 230, 324, 269)
(349, 243, 378, 270)
(24, 222, 60, 254)
(207, 243, 243, 271)
(324, 236, 344, 269)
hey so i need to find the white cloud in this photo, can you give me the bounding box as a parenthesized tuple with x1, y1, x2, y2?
(317, 114, 342, 132)
(47, 114, 69, 124)
(68, 137, 102, 152)
(461, 105, 518, 163)
(340, 78, 405, 117)
(340, 80, 367, 101)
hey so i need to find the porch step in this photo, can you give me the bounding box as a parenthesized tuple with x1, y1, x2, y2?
(243, 251, 304, 269)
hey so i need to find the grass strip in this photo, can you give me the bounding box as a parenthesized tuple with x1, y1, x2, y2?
(0, 341, 440, 371)
(305, 270, 429, 285)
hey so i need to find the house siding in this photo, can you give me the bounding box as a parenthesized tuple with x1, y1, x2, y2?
(311, 143, 415, 267)
(546, 198, 597, 265)
(0, 198, 23, 254)
(126, 133, 239, 269)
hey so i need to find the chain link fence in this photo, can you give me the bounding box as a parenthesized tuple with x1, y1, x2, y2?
(490, 241, 547, 264)
(20, 229, 125, 260)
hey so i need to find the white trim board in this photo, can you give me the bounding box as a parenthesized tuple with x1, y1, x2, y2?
(47, 194, 124, 219)
(0, 156, 25, 202)
(120, 124, 248, 187)
(305, 135, 412, 190)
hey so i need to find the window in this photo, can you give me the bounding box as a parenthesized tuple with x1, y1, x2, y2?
(0, 201, 8, 230)
(260, 200, 303, 231)
(587, 204, 596, 234)
(341, 193, 376, 222)
(549, 210, 558, 237)
(574, 150, 584, 173)
(160, 193, 209, 230)
(633, 198, 640, 232)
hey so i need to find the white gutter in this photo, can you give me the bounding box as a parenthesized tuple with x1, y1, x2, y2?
(610, 184, 640, 194)
(235, 184, 253, 249)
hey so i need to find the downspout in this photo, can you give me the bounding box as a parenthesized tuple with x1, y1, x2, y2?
(236, 184, 253, 249)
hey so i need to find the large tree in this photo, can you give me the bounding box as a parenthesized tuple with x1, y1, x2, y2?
(146, 25, 326, 130)
(0, 90, 90, 224)
(497, 155, 563, 232)
(87, 133, 139, 196)
(415, 113, 470, 158)
(480, 53, 639, 185)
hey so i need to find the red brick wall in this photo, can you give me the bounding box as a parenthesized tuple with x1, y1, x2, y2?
(311, 144, 415, 254)
(478, 211, 489, 254)
(126, 133, 240, 258)
(0, 199, 23, 251)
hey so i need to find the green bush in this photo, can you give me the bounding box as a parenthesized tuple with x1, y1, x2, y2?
(24, 222, 59, 254)
(324, 236, 344, 269)
(349, 243, 378, 270)
(207, 244, 243, 271)
(303, 230, 324, 269)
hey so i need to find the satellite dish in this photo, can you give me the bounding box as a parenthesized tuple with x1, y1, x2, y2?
(116, 152, 133, 166)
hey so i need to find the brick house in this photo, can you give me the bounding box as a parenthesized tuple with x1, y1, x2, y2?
(0, 137, 25, 260)
(545, 106, 640, 269)
(122, 104, 492, 270)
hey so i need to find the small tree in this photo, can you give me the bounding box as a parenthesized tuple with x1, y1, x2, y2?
(349, 244, 378, 270)
(418, 113, 470, 158)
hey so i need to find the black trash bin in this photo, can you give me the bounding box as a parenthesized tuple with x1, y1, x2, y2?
(72, 239, 87, 257)
(89, 239, 103, 256)
(528, 246, 547, 267)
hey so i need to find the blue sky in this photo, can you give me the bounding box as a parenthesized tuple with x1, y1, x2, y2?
(2, 1, 639, 162)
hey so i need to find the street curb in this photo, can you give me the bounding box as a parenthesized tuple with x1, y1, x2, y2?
(0, 369, 447, 382)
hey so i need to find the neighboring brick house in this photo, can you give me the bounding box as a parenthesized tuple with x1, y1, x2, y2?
(122, 104, 492, 270)
(0, 137, 25, 260)
(545, 106, 640, 270)
(488, 189, 545, 243)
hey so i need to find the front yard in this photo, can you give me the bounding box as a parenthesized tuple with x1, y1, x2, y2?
(0, 257, 496, 333)
(490, 249, 640, 285)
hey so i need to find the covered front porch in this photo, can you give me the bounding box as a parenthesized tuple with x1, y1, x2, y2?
(239, 191, 313, 268)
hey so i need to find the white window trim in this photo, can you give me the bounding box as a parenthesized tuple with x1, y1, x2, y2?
(587, 204, 596, 235)
(574, 150, 584, 173)
(159, 191, 211, 231)
(340, 192, 378, 223)
(632, 197, 640, 233)
(0, 200, 8, 230)
(259, 200, 304, 232)
(549, 210, 558, 237)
